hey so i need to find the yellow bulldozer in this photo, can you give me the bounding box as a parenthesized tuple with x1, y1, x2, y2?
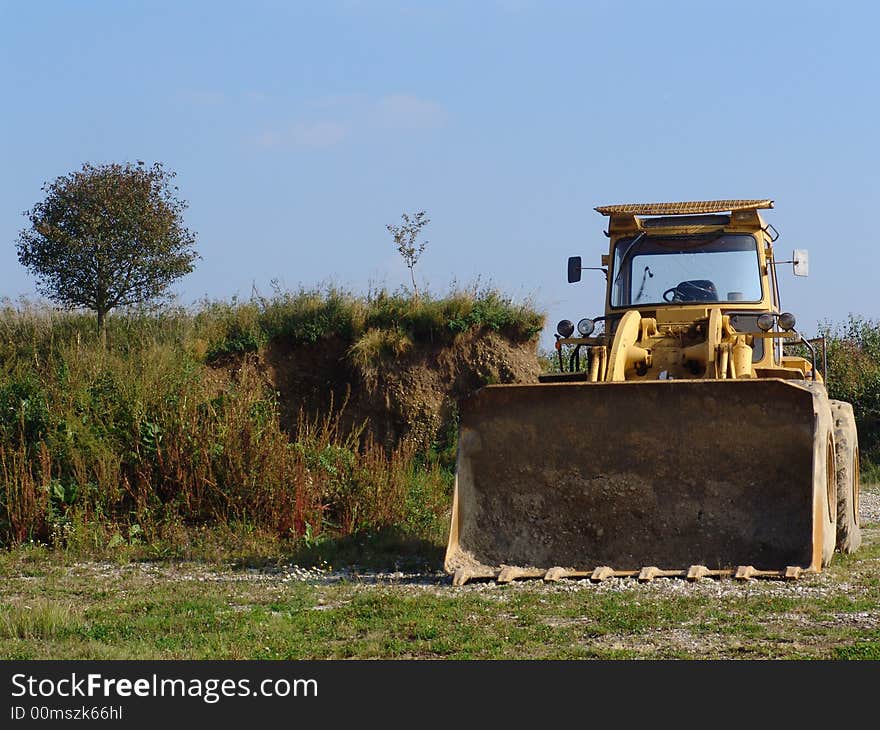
(445, 199, 862, 585)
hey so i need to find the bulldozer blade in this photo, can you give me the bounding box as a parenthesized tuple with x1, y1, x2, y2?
(445, 379, 832, 581)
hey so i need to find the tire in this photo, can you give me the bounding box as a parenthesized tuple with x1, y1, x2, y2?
(830, 400, 862, 553)
(820, 427, 837, 567)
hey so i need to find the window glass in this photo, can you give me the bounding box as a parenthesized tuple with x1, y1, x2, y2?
(612, 234, 762, 307)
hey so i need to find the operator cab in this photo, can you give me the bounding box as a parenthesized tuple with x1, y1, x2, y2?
(558, 200, 820, 381)
(609, 230, 763, 308)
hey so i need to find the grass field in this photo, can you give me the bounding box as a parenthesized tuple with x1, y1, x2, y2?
(2, 485, 878, 661)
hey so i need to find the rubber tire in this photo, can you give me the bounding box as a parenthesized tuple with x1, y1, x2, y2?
(820, 427, 837, 568)
(830, 400, 862, 553)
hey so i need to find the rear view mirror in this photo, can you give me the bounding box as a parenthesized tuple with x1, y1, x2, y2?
(793, 249, 809, 277)
(567, 256, 582, 283)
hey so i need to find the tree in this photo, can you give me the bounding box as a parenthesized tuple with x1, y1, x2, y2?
(387, 210, 430, 299)
(17, 161, 198, 344)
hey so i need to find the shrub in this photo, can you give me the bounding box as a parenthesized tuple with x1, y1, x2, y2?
(0, 285, 533, 552)
(820, 316, 880, 479)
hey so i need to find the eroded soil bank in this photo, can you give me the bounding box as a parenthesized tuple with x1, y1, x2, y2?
(246, 328, 543, 450)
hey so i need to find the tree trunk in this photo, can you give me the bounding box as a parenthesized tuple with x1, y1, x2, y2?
(410, 267, 419, 300)
(97, 308, 107, 350)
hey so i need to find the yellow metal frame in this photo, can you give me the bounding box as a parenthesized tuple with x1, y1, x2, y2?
(569, 200, 819, 383)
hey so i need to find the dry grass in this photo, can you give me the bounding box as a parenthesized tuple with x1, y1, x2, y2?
(0, 598, 78, 640)
(0, 293, 473, 554)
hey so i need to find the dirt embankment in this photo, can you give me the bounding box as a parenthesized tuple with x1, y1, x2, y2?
(237, 329, 543, 450)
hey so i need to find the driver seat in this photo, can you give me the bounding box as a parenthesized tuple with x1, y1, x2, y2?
(676, 280, 718, 302)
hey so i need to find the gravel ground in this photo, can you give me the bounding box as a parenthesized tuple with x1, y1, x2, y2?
(58, 485, 880, 595)
(859, 487, 880, 523)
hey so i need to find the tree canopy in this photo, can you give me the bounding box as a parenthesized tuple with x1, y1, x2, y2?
(17, 161, 198, 339)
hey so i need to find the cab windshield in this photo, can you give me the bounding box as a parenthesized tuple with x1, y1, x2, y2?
(611, 233, 762, 307)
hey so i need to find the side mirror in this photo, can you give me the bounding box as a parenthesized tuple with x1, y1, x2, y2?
(567, 256, 582, 283)
(793, 249, 809, 277)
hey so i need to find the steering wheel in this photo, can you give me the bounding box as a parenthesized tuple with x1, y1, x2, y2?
(663, 287, 682, 302)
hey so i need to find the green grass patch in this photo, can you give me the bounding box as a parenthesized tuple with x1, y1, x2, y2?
(1, 524, 879, 660)
(200, 285, 544, 363)
(834, 640, 880, 660)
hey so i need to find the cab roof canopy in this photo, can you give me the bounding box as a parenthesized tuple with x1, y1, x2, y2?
(595, 200, 774, 216)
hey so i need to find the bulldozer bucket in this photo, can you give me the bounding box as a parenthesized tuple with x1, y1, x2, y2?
(445, 379, 836, 584)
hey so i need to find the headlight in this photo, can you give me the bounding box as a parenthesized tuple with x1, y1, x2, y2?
(778, 312, 797, 331)
(576, 318, 595, 336)
(556, 319, 575, 338)
(757, 313, 775, 331)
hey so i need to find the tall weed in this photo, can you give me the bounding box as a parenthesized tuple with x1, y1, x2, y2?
(0, 291, 486, 551)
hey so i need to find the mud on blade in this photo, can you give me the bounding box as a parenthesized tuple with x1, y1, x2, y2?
(445, 379, 826, 576)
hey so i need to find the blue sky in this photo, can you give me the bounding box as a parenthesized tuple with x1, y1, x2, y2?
(2, 1, 878, 349)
